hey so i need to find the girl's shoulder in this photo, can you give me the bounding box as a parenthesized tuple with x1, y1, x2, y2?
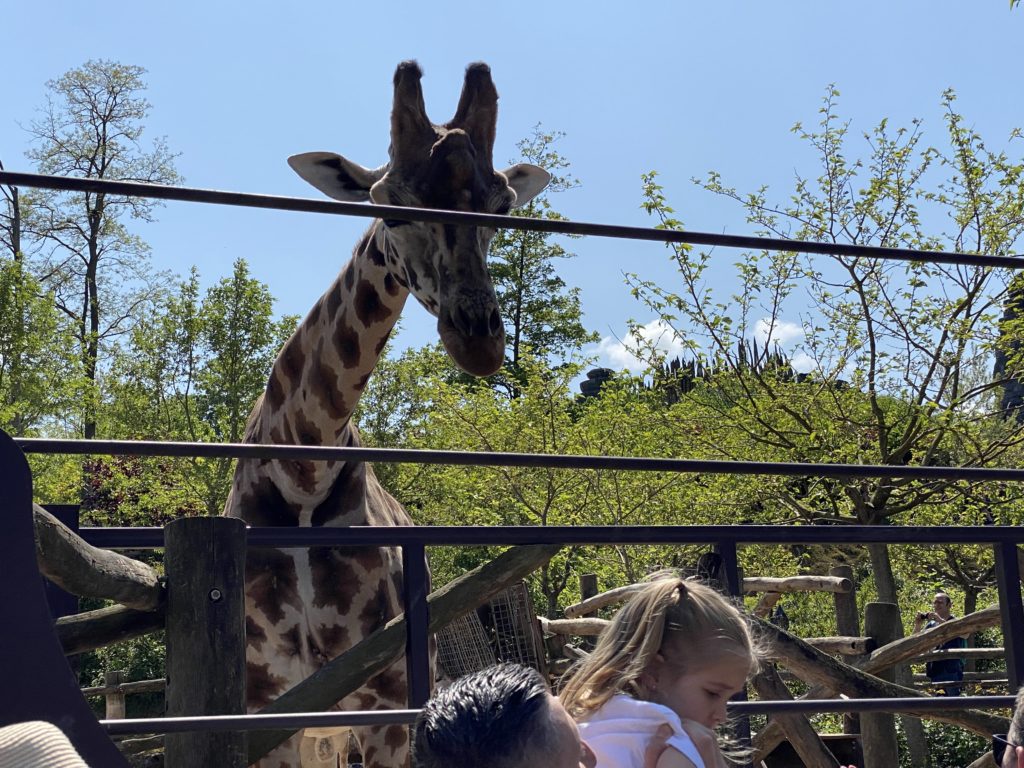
(656, 745, 700, 768)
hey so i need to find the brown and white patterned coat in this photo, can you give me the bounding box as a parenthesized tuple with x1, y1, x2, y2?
(222, 62, 549, 768)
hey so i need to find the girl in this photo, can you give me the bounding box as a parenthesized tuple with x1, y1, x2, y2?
(560, 574, 759, 768)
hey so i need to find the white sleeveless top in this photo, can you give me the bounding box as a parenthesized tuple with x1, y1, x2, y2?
(577, 695, 705, 768)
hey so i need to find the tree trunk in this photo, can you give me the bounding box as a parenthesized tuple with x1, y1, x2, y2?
(867, 542, 899, 603)
(964, 587, 979, 674)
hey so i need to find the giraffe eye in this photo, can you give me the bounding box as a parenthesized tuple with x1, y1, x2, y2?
(383, 218, 410, 228)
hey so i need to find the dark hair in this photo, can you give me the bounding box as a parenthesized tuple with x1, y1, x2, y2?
(413, 664, 553, 768)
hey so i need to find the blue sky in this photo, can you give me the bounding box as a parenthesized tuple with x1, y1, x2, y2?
(3, 2, 1022, 378)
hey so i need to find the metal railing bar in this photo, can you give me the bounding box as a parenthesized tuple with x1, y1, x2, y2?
(17, 437, 1024, 483)
(1, 171, 1020, 270)
(77, 524, 1024, 550)
(101, 710, 420, 735)
(98, 696, 1017, 735)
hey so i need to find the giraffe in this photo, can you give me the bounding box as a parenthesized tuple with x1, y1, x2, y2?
(223, 61, 550, 768)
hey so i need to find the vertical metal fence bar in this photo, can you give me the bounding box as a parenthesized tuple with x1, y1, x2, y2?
(994, 540, 1024, 690)
(402, 542, 431, 708)
(716, 541, 753, 767)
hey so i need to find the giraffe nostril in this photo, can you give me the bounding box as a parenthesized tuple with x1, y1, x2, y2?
(488, 308, 502, 336)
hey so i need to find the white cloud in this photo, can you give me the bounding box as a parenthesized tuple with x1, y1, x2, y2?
(590, 319, 687, 373)
(753, 317, 804, 347)
(790, 351, 817, 374)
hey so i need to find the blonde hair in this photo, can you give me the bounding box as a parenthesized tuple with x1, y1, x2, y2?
(559, 572, 757, 718)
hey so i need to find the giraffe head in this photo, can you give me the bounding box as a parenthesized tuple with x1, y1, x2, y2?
(289, 61, 550, 377)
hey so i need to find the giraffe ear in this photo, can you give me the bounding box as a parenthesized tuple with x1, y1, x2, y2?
(288, 152, 386, 202)
(502, 163, 551, 208)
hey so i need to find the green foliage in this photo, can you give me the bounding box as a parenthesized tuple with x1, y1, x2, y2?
(21, 59, 181, 438)
(0, 255, 84, 435)
(637, 87, 1024, 601)
(103, 259, 296, 515)
(488, 127, 598, 395)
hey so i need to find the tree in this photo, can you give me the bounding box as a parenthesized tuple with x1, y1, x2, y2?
(487, 127, 597, 396)
(22, 60, 180, 439)
(0, 159, 22, 260)
(633, 88, 1024, 602)
(104, 259, 296, 515)
(0, 158, 83, 437)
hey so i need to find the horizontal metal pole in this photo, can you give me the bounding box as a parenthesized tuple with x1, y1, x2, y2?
(102, 709, 419, 735)
(99, 696, 1016, 735)
(78, 524, 1024, 550)
(17, 437, 1024, 483)
(1, 170, 1020, 269)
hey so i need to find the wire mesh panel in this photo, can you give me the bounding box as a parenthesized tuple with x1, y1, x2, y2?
(434, 582, 547, 680)
(435, 611, 496, 680)
(487, 582, 546, 676)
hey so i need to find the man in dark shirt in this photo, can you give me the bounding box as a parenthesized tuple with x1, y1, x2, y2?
(913, 592, 966, 696)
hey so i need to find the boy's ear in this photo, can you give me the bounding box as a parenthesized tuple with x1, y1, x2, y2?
(1015, 744, 1024, 768)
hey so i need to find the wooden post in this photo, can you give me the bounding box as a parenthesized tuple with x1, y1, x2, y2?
(579, 573, 598, 651)
(831, 565, 860, 736)
(104, 669, 126, 720)
(861, 603, 901, 768)
(164, 517, 247, 768)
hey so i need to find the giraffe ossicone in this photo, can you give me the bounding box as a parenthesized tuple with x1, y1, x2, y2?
(225, 61, 549, 768)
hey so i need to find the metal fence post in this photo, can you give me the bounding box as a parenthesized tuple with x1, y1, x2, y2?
(402, 542, 431, 708)
(994, 540, 1024, 690)
(164, 516, 247, 768)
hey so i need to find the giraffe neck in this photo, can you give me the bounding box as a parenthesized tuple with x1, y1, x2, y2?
(252, 224, 408, 500)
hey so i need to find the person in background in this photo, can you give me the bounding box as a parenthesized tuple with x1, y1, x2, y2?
(412, 663, 670, 768)
(913, 591, 966, 697)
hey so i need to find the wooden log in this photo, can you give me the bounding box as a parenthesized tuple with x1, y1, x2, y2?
(749, 612, 1008, 762)
(539, 616, 610, 636)
(831, 565, 860, 737)
(579, 573, 599, 651)
(751, 606, 1004, 760)
(104, 669, 126, 720)
(802, 636, 876, 656)
(861, 603, 900, 768)
(33, 503, 164, 610)
(82, 678, 166, 697)
(911, 671, 1007, 682)
(165, 517, 247, 768)
(56, 603, 165, 656)
(752, 591, 781, 619)
(565, 574, 852, 619)
(744, 575, 853, 594)
(751, 664, 841, 767)
(564, 583, 645, 618)
(917, 651, 1003, 663)
(866, 606, 1000, 673)
(248, 543, 562, 764)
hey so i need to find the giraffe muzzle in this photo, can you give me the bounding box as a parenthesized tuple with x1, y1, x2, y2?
(438, 303, 505, 377)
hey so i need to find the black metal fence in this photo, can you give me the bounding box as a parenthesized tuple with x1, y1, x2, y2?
(2, 170, 1024, 750)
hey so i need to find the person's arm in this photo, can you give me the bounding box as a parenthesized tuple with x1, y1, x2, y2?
(654, 746, 699, 768)
(643, 725, 673, 768)
(677, 720, 729, 768)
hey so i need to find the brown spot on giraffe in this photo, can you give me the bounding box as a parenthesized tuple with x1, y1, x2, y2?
(310, 460, 366, 527)
(238, 476, 300, 528)
(308, 548, 360, 615)
(309, 341, 348, 421)
(354, 278, 391, 327)
(246, 549, 302, 626)
(224, 61, 549, 768)
(246, 661, 287, 710)
(246, 616, 268, 651)
(332, 316, 361, 368)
